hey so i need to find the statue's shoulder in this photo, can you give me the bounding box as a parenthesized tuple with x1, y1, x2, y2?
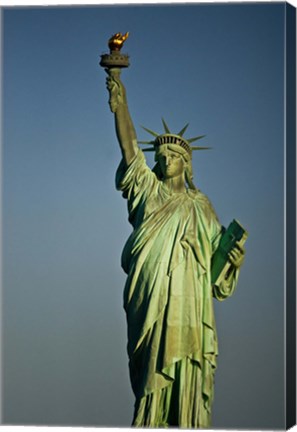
(191, 189, 219, 222)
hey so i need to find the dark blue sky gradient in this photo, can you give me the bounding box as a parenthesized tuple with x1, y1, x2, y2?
(2, 3, 286, 428)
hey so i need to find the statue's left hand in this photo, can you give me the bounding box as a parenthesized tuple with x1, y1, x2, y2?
(228, 241, 245, 269)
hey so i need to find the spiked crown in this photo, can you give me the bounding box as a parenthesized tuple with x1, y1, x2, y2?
(138, 118, 211, 156)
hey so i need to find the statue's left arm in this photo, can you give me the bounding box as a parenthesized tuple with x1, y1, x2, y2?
(211, 223, 245, 301)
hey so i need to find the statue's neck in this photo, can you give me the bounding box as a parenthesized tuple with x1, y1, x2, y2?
(163, 175, 186, 193)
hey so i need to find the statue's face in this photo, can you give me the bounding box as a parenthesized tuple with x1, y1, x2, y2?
(157, 148, 186, 179)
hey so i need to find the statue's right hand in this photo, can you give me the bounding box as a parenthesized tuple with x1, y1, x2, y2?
(105, 72, 126, 113)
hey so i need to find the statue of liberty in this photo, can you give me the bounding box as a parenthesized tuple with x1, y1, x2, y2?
(100, 33, 246, 428)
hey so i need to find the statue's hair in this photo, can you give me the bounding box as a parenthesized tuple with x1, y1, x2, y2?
(184, 162, 196, 190)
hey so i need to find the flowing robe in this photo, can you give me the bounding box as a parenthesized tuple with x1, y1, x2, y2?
(116, 150, 239, 427)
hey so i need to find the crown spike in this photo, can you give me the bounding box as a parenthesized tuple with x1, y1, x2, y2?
(162, 118, 171, 134)
(142, 147, 156, 152)
(191, 146, 212, 150)
(141, 125, 159, 137)
(178, 123, 189, 137)
(188, 135, 206, 144)
(138, 140, 155, 145)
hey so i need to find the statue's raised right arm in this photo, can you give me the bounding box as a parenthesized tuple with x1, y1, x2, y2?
(106, 68, 138, 165)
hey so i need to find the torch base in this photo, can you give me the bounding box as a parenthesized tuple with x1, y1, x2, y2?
(100, 51, 130, 69)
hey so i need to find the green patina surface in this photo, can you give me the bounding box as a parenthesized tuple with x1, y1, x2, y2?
(116, 150, 239, 427)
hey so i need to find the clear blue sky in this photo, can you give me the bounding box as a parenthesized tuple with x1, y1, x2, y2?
(2, 3, 287, 428)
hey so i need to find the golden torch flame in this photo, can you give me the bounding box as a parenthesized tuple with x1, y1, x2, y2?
(108, 32, 129, 52)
